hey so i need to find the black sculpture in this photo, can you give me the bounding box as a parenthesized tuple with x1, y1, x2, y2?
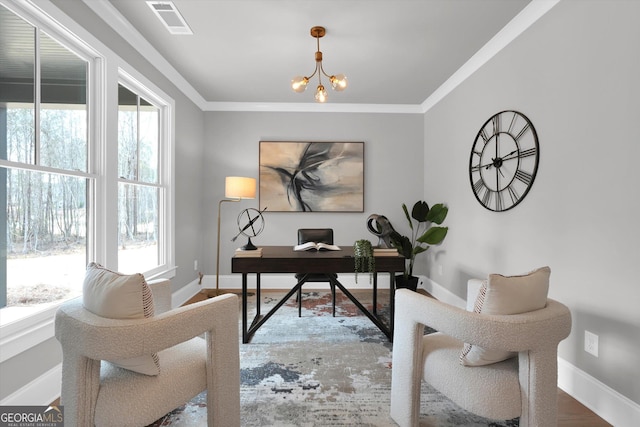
(366, 214, 395, 248)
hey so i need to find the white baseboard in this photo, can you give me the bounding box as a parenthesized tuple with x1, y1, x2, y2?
(0, 364, 61, 406)
(558, 358, 639, 427)
(420, 276, 466, 308)
(171, 278, 202, 307)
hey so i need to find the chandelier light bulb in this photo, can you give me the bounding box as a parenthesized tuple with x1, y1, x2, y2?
(315, 84, 328, 103)
(291, 76, 309, 93)
(330, 74, 348, 91)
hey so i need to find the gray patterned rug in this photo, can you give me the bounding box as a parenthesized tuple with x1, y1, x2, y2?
(148, 290, 518, 426)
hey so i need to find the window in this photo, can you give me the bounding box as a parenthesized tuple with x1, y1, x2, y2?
(0, 1, 174, 339)
(1, 3, 91, 321)
(117, 83, 162, 274)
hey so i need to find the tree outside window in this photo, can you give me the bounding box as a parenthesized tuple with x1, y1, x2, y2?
(117, 84, 161, 274)
(1, 3, 89, 315)
(1, 3, 173, 328)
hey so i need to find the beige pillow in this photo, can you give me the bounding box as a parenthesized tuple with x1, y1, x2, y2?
(83, 262, 160, 375)
(459, 266, 550, 366)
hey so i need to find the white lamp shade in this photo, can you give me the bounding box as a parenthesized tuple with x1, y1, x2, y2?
(225, 176, 256, 199)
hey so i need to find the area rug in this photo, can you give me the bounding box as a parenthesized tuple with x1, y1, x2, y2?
(147, 291, 518, 426)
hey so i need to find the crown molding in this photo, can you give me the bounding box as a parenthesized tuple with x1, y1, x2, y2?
(81, 0, 208, 110)
(421, 0, 561, 113)
(204, 102, 423, 114)
(82, 0, 559, 115)
(79, 1, 421, 114)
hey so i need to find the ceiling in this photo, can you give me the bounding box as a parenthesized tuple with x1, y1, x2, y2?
(86, 0, 533, 109)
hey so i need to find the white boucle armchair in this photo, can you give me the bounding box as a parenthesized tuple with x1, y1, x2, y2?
(390, 288, 571, 427)
(55, 279, 240, 427)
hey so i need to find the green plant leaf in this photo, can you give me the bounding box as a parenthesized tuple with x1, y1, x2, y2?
(353, 239, 375, 284)
(426, 203, 448, 224)
(389, 200, 449, 278)
(413, 246, 428, 256)
(390, 231, 412, 259)
(401, 203, 413, 231)
(411, 201, 430, 223)
(417, 226, 448, 245)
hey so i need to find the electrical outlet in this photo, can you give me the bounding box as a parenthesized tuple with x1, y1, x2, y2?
(194, 260, 198, 271)
(438, 264, 444, 276)
(584, 330, 599, 357)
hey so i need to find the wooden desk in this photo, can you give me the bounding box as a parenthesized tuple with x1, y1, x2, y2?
(232, 246, 404, 343)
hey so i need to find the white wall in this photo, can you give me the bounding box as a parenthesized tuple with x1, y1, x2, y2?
(423, 0, 640, 405)
(203, 112, 424, 275)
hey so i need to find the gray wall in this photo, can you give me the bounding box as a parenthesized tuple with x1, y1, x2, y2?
(422, 0, 640, 404)
(203, 112, 424, 275)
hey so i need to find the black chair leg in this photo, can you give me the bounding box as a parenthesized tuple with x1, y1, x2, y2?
(298, 287, 302, 317)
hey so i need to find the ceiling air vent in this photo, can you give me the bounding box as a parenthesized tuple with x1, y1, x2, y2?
(146, 1, 193, 35)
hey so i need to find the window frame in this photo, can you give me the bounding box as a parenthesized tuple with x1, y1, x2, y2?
(0, 0, 175, 363)
(116, 69, 175, 279)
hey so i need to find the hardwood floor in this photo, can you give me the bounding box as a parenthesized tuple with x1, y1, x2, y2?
(557, 389, 611, 426)
(51, 290, 611, 426)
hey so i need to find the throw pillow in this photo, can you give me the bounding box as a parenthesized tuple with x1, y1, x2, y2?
(83, 262, 160, 375)
(459, 266, 550, 366)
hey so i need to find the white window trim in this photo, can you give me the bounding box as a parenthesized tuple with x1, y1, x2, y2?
(117, 68, 176, 279)
(0, 0, 175, 362)
(0, 0, 102, 362)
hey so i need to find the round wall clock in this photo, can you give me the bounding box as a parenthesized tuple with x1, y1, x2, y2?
(469, 110, 539, 212)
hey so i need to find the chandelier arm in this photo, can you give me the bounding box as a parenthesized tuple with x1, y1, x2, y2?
(306, 64, 320, 80)
(318, 62, 332, 79)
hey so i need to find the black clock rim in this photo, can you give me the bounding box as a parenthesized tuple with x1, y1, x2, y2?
(468, 110, 540, 212)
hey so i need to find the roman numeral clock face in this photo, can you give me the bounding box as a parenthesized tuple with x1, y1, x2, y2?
(469, 111, 539, 212)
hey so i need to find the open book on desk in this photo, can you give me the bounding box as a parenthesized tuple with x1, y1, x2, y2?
(294, 242, 341, 252)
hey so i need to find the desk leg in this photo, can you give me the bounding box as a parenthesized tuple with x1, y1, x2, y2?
(331, 276, 391, 340)
(372, 272, 378, 316)
(256, 273, 261, 317)
(245, 278, 306, 342)
(242, 273, 248, 344)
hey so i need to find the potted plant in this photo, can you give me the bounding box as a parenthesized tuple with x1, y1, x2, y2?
(390, 201, 448, 291)
(353, 239, 375, 284)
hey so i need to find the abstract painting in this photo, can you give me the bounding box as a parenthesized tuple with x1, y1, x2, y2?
(259, 141, 364, 212)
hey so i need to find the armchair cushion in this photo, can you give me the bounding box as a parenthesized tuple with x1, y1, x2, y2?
(459, 266, 550, 366)
(82, 262, 160, 375)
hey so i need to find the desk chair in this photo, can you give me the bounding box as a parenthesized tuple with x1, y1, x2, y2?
(295, 228, 338, 317)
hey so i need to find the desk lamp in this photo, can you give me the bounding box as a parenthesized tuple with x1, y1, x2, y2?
(215, 176, 256, 296)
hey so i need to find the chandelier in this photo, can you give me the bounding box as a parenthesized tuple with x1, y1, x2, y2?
(291, 26, 347, 103)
